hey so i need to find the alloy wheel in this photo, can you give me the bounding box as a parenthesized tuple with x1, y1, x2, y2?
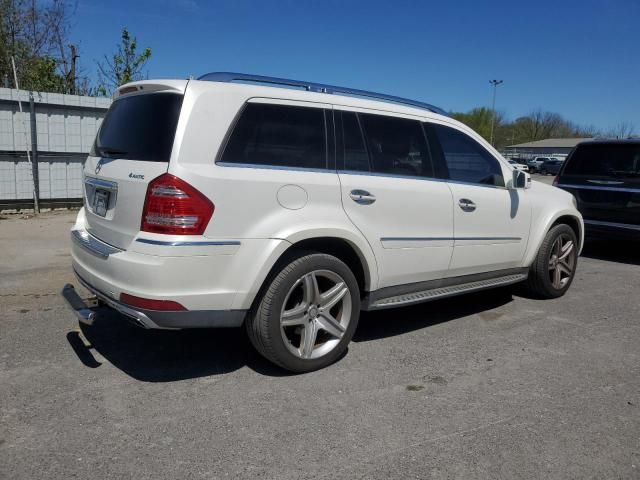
(280, 270, 352, 360)
(548, 233, 576, 289)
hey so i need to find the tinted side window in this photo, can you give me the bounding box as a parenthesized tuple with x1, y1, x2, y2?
(341, 111, 369, 172)
(221, 103, 326, 169)
(431, 124, 504, 186)
(359, 113, 434, 178)
(564, 144, 640, 177)
(92, 93, 183, 162)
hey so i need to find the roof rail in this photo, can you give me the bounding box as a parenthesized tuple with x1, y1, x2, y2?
(197, 72, 448, 116)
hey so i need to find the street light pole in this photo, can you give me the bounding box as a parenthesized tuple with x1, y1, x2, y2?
(489, 79, 503, 146)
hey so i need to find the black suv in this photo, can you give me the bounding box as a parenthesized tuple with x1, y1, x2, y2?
(556, 139, 640, 239)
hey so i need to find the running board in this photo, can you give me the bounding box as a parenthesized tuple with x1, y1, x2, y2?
(368, 273, 527, 310)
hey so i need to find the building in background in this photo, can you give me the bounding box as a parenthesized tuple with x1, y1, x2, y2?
(502, 138, 593, 161)
(0, 88, 111, 210)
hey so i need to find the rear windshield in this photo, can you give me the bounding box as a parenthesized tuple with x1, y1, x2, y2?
(92, 93, 183, 162)
(564, 144, 640, 177)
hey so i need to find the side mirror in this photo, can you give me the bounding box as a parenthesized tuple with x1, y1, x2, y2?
(510, 169, 531, 190)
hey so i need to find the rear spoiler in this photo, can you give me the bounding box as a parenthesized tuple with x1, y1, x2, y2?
(112, 79, 189, 100)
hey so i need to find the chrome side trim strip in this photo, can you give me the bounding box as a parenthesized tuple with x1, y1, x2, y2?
(455, 236, 521, 241)
(72, 229, 123, 258)
(380, 236, 521, 242)
(584, 219, 640, 231)
(216, 161, 332, 173)
(135, 238, 241, 246)
(371, 273, 527, 309)
(339, 170, 508, 190)
(381, 236, 451, 241)
(557, 183, 639, 193)
(84, 176, 118, 191)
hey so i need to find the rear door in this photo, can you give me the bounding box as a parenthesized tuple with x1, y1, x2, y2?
(558, 143, 640, 226)
(336, 109, 454, 288)
(83, 85, 186, 249)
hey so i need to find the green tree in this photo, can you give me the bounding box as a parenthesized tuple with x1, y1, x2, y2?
(97, 28, 151, 95)
(451, 107, 504, 143)
(452, 107, 600, 150)
(0, 0, 76, 92)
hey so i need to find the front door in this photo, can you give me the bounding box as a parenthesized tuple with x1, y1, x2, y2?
(426, 122, 531, 276)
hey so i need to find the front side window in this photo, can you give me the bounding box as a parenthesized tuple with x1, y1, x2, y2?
(431, 124, 504, 186)
(359, 113, 434, 178)
(220, 103, 326, 169)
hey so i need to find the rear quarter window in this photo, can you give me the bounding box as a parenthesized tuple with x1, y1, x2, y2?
(220, 103, 327, 169)
(92, 93, 183, 162)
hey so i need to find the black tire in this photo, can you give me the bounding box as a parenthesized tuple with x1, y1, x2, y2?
(246, 253, 361, 373)
(525, 224, 578, 299)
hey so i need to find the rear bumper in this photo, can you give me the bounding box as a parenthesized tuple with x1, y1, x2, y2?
(62, 277, 246, 329)
(69, 208, 288, 324)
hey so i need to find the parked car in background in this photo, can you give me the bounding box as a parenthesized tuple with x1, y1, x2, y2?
(555, 139, 639, 239)
(62, 72, 584, 372)
(528, 156, 559, 173)
(508, 159, 529, 172)
(540, 158, 563, 175)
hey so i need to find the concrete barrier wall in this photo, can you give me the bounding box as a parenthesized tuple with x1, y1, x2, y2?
(0, 88, 111, 206)
(0, 153, 85, 201)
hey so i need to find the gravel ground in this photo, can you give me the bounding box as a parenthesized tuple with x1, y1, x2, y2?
(1, 207, 638, 480)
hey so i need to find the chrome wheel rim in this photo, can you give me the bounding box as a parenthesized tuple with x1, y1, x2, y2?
(280, 270, 352, 360)
(548, 234, 576, 289)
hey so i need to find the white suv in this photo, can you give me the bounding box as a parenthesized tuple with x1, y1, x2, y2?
(62, 73, 583, 372)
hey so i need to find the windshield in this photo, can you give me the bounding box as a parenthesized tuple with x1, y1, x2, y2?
(564, 144, 640, 177)
(92, 93, 183, 162)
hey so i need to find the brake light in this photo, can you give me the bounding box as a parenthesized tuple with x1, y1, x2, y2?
(552, 176, 559, 187)
(120, 293, 186, 311)
(141, 174, 214, 235)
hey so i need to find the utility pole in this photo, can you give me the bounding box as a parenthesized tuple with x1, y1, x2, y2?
(69, 44, 78, 94)
(11, 56, 39, 214)
(489, 79, 503, 146)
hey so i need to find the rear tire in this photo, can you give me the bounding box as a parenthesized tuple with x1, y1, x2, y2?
(525, 224, 578, 299)
(246, 253, 360, 373)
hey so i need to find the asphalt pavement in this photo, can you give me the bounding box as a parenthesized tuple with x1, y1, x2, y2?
(1, 198, 638, 479)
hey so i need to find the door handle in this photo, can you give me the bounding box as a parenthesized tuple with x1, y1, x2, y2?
(350, 189, 376, 205)
(458, 198, 476, 212)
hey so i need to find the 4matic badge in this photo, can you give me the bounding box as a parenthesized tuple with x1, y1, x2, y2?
(129, 173, 145, 180)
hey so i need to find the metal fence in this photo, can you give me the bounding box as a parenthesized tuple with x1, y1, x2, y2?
(0, 87, 111, 210)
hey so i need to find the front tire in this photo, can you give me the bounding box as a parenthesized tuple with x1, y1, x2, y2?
(525, 224, 578, 298)
(246, 253, 360, 373)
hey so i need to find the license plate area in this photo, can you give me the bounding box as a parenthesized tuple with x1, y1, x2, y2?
(93, 189, 110, 217)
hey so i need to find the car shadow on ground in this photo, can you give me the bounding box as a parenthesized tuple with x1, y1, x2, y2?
(353, 288, 513, 342)
(580, 238, 640, 266)
(75, 309, 286, 381)
(68, 288, 515, 382)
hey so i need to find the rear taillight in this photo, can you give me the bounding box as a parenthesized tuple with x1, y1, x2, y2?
(552, 176, 559, 187)
(141, 174, 214, 235)
(120, 293, 186, 311)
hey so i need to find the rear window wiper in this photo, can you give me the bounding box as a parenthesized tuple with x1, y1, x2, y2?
(96, 146, 128, 157)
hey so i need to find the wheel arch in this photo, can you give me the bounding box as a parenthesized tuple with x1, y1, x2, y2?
(232, 230, 378, 311)
(524, 210, 584, 267)
(276, 237, 372, 293)
(551, 215, 582, 249)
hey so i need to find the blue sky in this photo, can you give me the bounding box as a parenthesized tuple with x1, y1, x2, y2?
(72, 0, 639, 132)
